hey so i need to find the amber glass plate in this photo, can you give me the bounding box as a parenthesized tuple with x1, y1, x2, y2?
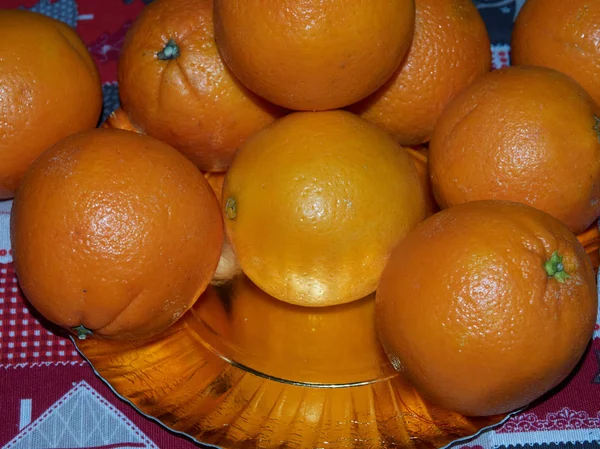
(74, 274, 509, 449)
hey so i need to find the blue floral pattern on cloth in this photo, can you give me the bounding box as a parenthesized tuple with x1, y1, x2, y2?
(19, 0, 78, 28)
(101, 82, 120, 124)
(473, 0, 526, 44)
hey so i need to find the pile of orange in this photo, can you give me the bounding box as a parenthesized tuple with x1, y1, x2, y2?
(4, 0, 600, 420)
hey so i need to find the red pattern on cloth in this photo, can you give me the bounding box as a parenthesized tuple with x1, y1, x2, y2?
(0, 0, 145, 84)
(0, 264, 82, 367)
(1, 365, 200, 448)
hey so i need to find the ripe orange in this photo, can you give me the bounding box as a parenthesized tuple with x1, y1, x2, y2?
(349, 0, 491, 146)
(376, 200, 598, 417)
(511, 0, 600, 106)
(118, 0, 285, 172)
(203, 171, 226, 205)
(100, 111, 228, 207)
(213, 0, 415, 111)
(10, 128, 224, 341)
(101, 107, 143, 134)
(221, 110, 429, 307)
(406, 147, 439, 216)
(429, 65, 600, 234)
(0, 9, 102, 199)
(577, 221, 600, 272)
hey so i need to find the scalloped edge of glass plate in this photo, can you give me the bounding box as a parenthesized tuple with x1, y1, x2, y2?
(72, 336, 223, 449)
(190, 302, 399, 388)
(439, 408, 524, 449)
(71, 335, 522, 449)
(68, 249, 600, 449)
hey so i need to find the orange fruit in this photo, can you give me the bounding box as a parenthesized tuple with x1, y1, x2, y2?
(203, 171, 226, 205)
(210, 238, 242, 287)
(406, 147, 439, 216)
(221, 110, 429, 307)
(0, 9, 102, 199)
(10, 128, 224, 341)
(376, 200, 598, 417)
(118, 0, 285, 172)
(429, 65, 600, 234)
(577, 220, 600, 272)
(76, 282, 508, 449)
(511, 0, 600, 106)
(201, 171, 241, 286)
(100, 110, 228, 206)
(101, 107, 143, 134)
(213, 0, 415, 111)
(349, 0, 491, 146)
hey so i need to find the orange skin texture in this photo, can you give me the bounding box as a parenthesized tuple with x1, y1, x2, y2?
(429, 65, 600, 235)
(413, 148, 597, 260)
(10, 129, 224, 341)
(222, 110, 429, 307)
(0, 9, 102, 199)
(349, 0, 491, 146)
(511, 0, 600, 106)
(213, 0, 415, 111)
(100, 109, 228, 205)
(118, 0, 285, 172)
(376, 200, 598, 417)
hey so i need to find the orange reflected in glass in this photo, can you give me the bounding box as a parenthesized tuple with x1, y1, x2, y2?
(75, 274, 507, 448)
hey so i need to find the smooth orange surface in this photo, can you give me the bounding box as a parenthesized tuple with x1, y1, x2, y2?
(10, 128, 224, 340)
(350, 0, 491, 146)
(213, 0, 415, 111)
(222, 110, 429, 307)
(226, 275, 394, 384)
(118, 0, 285, 172)
(203, 171, 226, 205)
(376, 200, 598, 417)
(429, 65, 600, 234)
(511, 0, 600, 106)
(0, 9, 102, 199)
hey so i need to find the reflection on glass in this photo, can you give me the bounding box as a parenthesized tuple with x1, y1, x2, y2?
(75, 274, 506, 449)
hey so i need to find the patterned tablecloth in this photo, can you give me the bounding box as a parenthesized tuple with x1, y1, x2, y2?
(0, 1, 599, 448)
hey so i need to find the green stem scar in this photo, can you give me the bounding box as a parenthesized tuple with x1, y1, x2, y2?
(544, 251, 571, 283)
(157, 39, 180, 60)
(72, 325, 93, 340)
(594, 115, 600, 143)
(225, 197, 237, 220)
